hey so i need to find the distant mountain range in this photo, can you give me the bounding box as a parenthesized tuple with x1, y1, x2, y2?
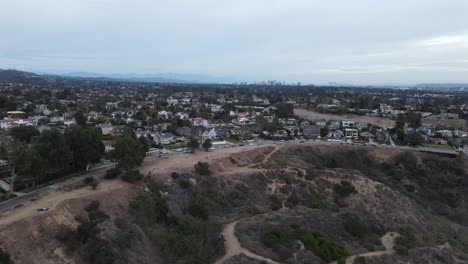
(62, 71, 233, 84)
(0, 68, 233, 84)
(1, 68, 468, 88)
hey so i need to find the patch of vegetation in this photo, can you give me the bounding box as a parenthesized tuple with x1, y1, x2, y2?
(0, 248, 13, 264)
(83, 176, 98, 190)
(262, 225, 349, 262)
(342, 213, 370, 238)
(164, 143, 187, 150)
(333, 181, 356, 198)
(129, 179, 224, 264)
(104, 167, 121, 179)
(55, 200, 115, 263)
(269, 194, 283, 210)
(121, 169, 143, 183)
(301, 229, 349, 262)
(194, 161, 211, 176)
(394, 228, 416, 255)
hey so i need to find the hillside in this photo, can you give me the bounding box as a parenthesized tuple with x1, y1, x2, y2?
(0, 144, 467, 263)
(0, 69, 41, 82)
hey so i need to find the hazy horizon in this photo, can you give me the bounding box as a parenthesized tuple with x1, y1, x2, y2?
(2, 0, 468, 84)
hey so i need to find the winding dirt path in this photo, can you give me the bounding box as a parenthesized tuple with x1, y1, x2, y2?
(214, 220, 280, 264)
(248, 145, 280, 169)
(330, 232, 399, 264)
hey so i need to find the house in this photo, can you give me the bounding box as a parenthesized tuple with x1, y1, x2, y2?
(302, 125, 321, 138)
(0, 118, 36, 129)
(429, 138, 448, 145)
(192, 118, 209, 127)
(315, 120, 327, 126)
(273, 130, 289, 139)
(50, 116, 64, 123)
(215, 127, 232, 139)
(342, 120, 354, 128)
(175, 112, 190, 120)
(418, 126, 434, 136)
(436, 130, 453, 138)
(102, 140, 115, 153)
(327, 130, 344, 140)
(158, 132, 176, 145)
(97, 123, 115, 135)
(166, 98, 179, 106)
(175, 126, 191, 137)
(344, 128, 358, 141)
(63, 119, 76, 127)
(463, 145, 468, 155)
(202, 128, 217, 141)
(135, 130, 158, 140)
(359, 132, 374, 141)
(158, 111, 172, 120)
(327, 120, 341, 131)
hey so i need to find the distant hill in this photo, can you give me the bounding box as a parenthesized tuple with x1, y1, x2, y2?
(0, 69, 41, 82)
(63, 72, 232, 84)
(414, 83, 468, 89)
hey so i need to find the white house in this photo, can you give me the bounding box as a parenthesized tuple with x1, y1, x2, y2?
(342, 120, 354, 128)
(202, 128, 218, 141)
(192, 118, 209, 127)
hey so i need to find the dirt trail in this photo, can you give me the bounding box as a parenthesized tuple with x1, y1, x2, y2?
(248, 145, 280, 169)
(330, 232, 399, 264)
(0, 180, 126, 228)
(214, 220, 280, 264)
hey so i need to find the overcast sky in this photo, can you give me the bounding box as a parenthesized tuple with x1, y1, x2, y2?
(2, 0, 468, 84)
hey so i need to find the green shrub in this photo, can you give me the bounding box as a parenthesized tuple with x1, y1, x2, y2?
(333, 181, 356, 198)
(121, 169, 143, 183)
(262, 226, 348, 262)
(394, 236, 416, 255)
(301, 230, 349, 262)
(83, 176, 98, 190)
(342, 213, 370, 238)
(104, 167, 121, 179)
(55, 225, 80, 251)
(261, 227, 293, 248)
(269, 195, 283, 210)
(194, 161, 211, 176)
(0, 248, 13, 264)
(178, 178, 192, 189)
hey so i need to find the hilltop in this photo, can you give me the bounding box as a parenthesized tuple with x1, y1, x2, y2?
(0, 143, 466, 263)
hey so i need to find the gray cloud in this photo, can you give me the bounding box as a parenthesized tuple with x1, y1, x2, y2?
(1, 0, 468, 84)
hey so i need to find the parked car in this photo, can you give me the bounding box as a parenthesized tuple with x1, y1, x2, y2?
(37, 207, 49, 212)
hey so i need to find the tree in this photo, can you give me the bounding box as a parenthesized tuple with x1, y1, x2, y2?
(405, 131, 424, 147)
(121, 169, 143, 183)
(407, 112, 422, 128)
(10, 125, 39, 143)
(35, 129, 73, 179)
(320, 127, 329, 138)
(202, 139, 212, 152)
(187, 136, 199, 153)
(112, 134, 146, 170)
(395, 114, 405, 130)
(75, 111, 87, 126)
(65, 126, 104, 170)
(194, 161, 211, 176)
